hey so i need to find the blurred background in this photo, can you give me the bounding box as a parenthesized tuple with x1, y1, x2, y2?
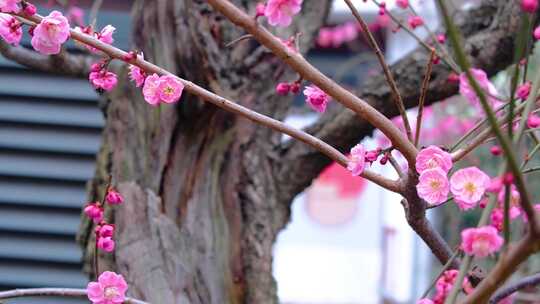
(0, 0, 538, 303)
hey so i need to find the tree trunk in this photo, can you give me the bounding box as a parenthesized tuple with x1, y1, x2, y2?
(78, 1, 330, 303)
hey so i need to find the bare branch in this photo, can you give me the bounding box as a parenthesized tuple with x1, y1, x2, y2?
(490, 273, 540, 303)
(0, 288, 148, 304)
(0, 40, 92, 77)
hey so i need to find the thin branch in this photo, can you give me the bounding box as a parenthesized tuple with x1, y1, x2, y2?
(490, 272, 540, 303)
(225, 34, 253, 47)
(415, 48, 436, 147)
(206, 0, 419, 166)
(0, 40, 92, 77)
(0, 288, 148, 304)
(344, 0, 414, 143)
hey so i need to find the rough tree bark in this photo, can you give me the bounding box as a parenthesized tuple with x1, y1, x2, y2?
(70, 0, 533, 303)
(78, 1, 330, 303)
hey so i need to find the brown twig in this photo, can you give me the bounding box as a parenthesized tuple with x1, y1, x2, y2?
(415, 48, 436, 147)
(205, 0, 419, 166)
(490, 272, 540, 303)
(10, 12, 401, 193)
(344, 0, 414, 143)
(225, 34, 253, 47)
(0, 288, 149, 304)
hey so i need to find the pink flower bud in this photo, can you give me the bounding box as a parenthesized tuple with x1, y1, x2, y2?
(503, 173, 514, 185)
(408, 16, 424, 29)
(396, 0, 409, 9)
(447, 72, 460, 84)
(290, 82, 300, 94)
(535, 26, 540, 40)
(97, 236, 115, 252)
(436, 34, 446, 44)
(24, 3, 36, 16)
(84, 203, 104, 223)
(516, 81, 531, 100)
(97, 223, 115, 238)
(527, 114, 540, 129)
(275, 82, 290, 96)
(490, 145, 502, 156)
(522, 0, 538, 13)
(255, 3, 265, 18)
(106, 190, 124, 205)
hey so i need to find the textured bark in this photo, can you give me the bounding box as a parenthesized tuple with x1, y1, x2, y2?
(78, 1, 330, 303)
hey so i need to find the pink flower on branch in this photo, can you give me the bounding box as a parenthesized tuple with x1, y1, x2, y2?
(303, 84, 330, 113)
(408, 15, 424, 29)
(415, 145, 453, 174)
(84, 203, 104, 223)
(87, 271, 128, 304)
(89, 70, 118, 92)
(143, 73, 184, 106)
(347, 144, 366, 176)
(396, 0, 409, 9)
(264, 0, 302, 27)
(31, 11, 70, 55)
(461, 226, 503, 257)
(0, 13, 22, 45)
(522, 0, 538, 13)
(450, 167, 490, 209)
(106, 190, 123, 205)
(0, 0, 21, 13)
(416, 168, 449, 206)
(97, 236, 115, 252)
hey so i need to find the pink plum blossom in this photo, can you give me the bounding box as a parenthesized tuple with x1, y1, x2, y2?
(396, 0, 409, 9)
(415, 145, 453, 174)
(97, 224, 115, 238)
(417, 168, 450, 206)
(303, 85, 330, 113)
(129, 65, 146, 87)
(434, 270, 472, 304)
(516, 81, 531, 100)
(158, 75, 184, 103)
(23, 3, 36, 16)
(106, 190, 123, 205)
(408, 16, 424, 29)
(459, 68, 500, 111)
(461, 226, 503, 257)
(527, 114, 540, 128)
(142, 74, 184, 106)
(522, 0, 538, 13)
(31, 11, 70, 55)
(347, 144, 366, 176)
(535, 26, 540, 40)
(276, 82, 290, 96)
(84, 203, 104, 223)
(0, 13, 22, 45)
(497, 185, 522, 219)
(0, 0, 20, 13)
(67, 6, 85, 26)
(450, 167, 490, 208)
(87, 271, 128, 304)
(264, 0, 302, 27)
(97, 236, 115, 252)
(89, 70, 118, 92)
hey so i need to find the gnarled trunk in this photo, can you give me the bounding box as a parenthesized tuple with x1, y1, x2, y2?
(78, 1, 330, 303)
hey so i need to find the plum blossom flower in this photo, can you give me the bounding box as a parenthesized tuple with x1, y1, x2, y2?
(408, 15, 424, 29)
(415, 145, 453, 174)
(106, 190, 123, 205)
(303, 85, 330, 113)
(417, 168, 450, 205)
(84, 203, 104, 223)
(142, 74, 184, 106)
(527, 114, 540, 129)
(461, 226, 503, 257)
(0, 0, 21, 13)
(434, 270, 472, 304)
(67, 6, 85, 26)
(129, 65, 146, 87)
(87, 271, 128, 304)
(31, 11, 70, 55)
(97, 236, 115, 252)
(522, 0, 538, 13)
(497, 185, 522, 219)
(89, 70, 118, 92)
(264, 0, 302, 27)
(347, 144, 366, 176)
(396, 0, 409, 9)
(450, 167, 490, 209)
(0, 13, 22, 45)
(516, 81, 531, 100)
(97, 223, 115, 238)
(459, 69, 501, 111)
